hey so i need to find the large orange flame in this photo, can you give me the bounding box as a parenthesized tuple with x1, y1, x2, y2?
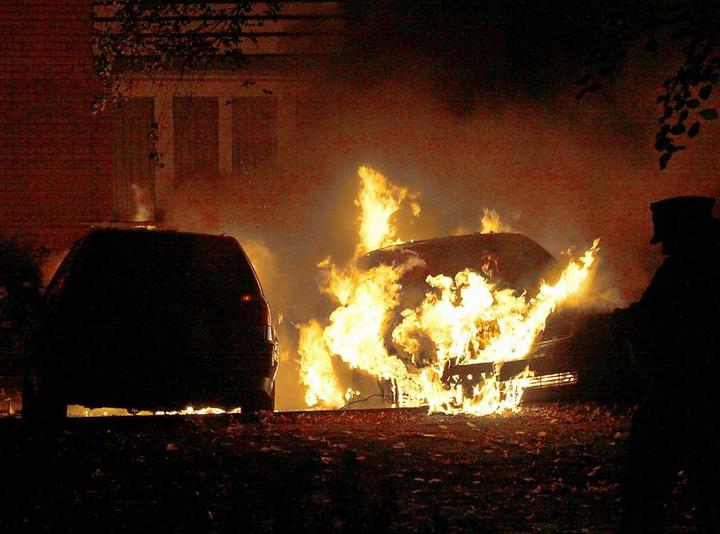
(355, 165, 409, 256)
(298, 166, 599, 415)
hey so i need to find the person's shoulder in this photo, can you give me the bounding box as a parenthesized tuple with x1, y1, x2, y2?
(646, 256, 685, 288)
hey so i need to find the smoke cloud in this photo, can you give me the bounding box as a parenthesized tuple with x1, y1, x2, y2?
(143, 6, 720, 409)
(157, 62, 718, 409)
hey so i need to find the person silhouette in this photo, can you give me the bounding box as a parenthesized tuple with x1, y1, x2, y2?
(618, 196, 720, 531)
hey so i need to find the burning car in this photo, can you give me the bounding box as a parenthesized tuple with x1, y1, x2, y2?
(361, 232, 583, 402)
(297, 166, 617, 413)
(23, 228, 278, 420)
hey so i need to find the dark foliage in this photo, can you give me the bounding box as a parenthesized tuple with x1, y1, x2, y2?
(92, 1, 282, 111)
(576, 0, 720, 169)
(0, 240, 44, 374)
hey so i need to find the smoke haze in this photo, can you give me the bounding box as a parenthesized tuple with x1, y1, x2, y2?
(158, 67, 718, 409)
(138, 6, 720, 409)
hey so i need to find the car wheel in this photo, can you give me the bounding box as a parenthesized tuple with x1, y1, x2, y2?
(243, 385, 275, 414)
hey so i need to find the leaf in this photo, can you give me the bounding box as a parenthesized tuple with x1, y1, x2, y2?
(671, 123, 685, 135)
(575, 82, 603, 100)
(587, 465, 602, 477)
(659, 152, 671, 170)
(699, 85, 712, 100)
(655, 135, 670, 151)
(699, 108, 719, 120)
(688, 122, 701, 138)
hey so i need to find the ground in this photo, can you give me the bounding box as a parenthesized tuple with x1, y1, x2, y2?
(0, 403, 697, 532)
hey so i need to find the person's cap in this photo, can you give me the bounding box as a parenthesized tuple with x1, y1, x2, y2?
(649, 196, 716, 244)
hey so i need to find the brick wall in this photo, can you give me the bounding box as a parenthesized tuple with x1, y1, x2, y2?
(0, 1, 113, 249)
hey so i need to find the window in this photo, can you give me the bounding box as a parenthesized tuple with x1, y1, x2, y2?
(232, 96, 277, 176)
(173, 97, 219, 184)
(112, 97, 155, 221)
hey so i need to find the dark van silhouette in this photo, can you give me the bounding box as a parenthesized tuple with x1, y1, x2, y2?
(23, 228, 278, 420)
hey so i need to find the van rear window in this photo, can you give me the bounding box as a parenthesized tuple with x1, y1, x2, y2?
(56, 231, 261, 313)
(79, 231, 260, 295)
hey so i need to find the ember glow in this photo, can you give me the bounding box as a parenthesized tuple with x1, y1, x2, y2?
(66, 405, 243, 417)
(130, 183, 153, 222)
(298, 165, 599, 415)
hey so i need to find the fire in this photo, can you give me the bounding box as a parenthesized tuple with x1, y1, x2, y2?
(131, 183, 153, 222)
(297, 166, 420, 407)
(394, 238, 600, 369)
(418, 367, 534, 416)
(480, 208, 512, 234)
(298, 165, 599, 415)
(468, 239, 600, 365)
(452, 207, 511, 236)
(355, 165, 409, 255)
(297, 320, 345, 407)
(66, 405, 243, 417)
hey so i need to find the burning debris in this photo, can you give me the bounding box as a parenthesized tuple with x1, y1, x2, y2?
(298, 166, 599, 415)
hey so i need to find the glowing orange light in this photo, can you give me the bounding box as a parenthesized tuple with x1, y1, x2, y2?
(298, 166, 599, 415)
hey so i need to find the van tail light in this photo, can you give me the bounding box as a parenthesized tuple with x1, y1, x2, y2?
(239, 293, 271, 327)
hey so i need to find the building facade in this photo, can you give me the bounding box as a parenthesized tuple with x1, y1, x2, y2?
(96, 1, 346, 224)
(1, 1, 346, 247)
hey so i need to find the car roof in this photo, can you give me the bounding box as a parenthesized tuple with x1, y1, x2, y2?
(45, 226, 261, 298)
(84, 226, 236, 241)
(362, 232, 559, 290)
